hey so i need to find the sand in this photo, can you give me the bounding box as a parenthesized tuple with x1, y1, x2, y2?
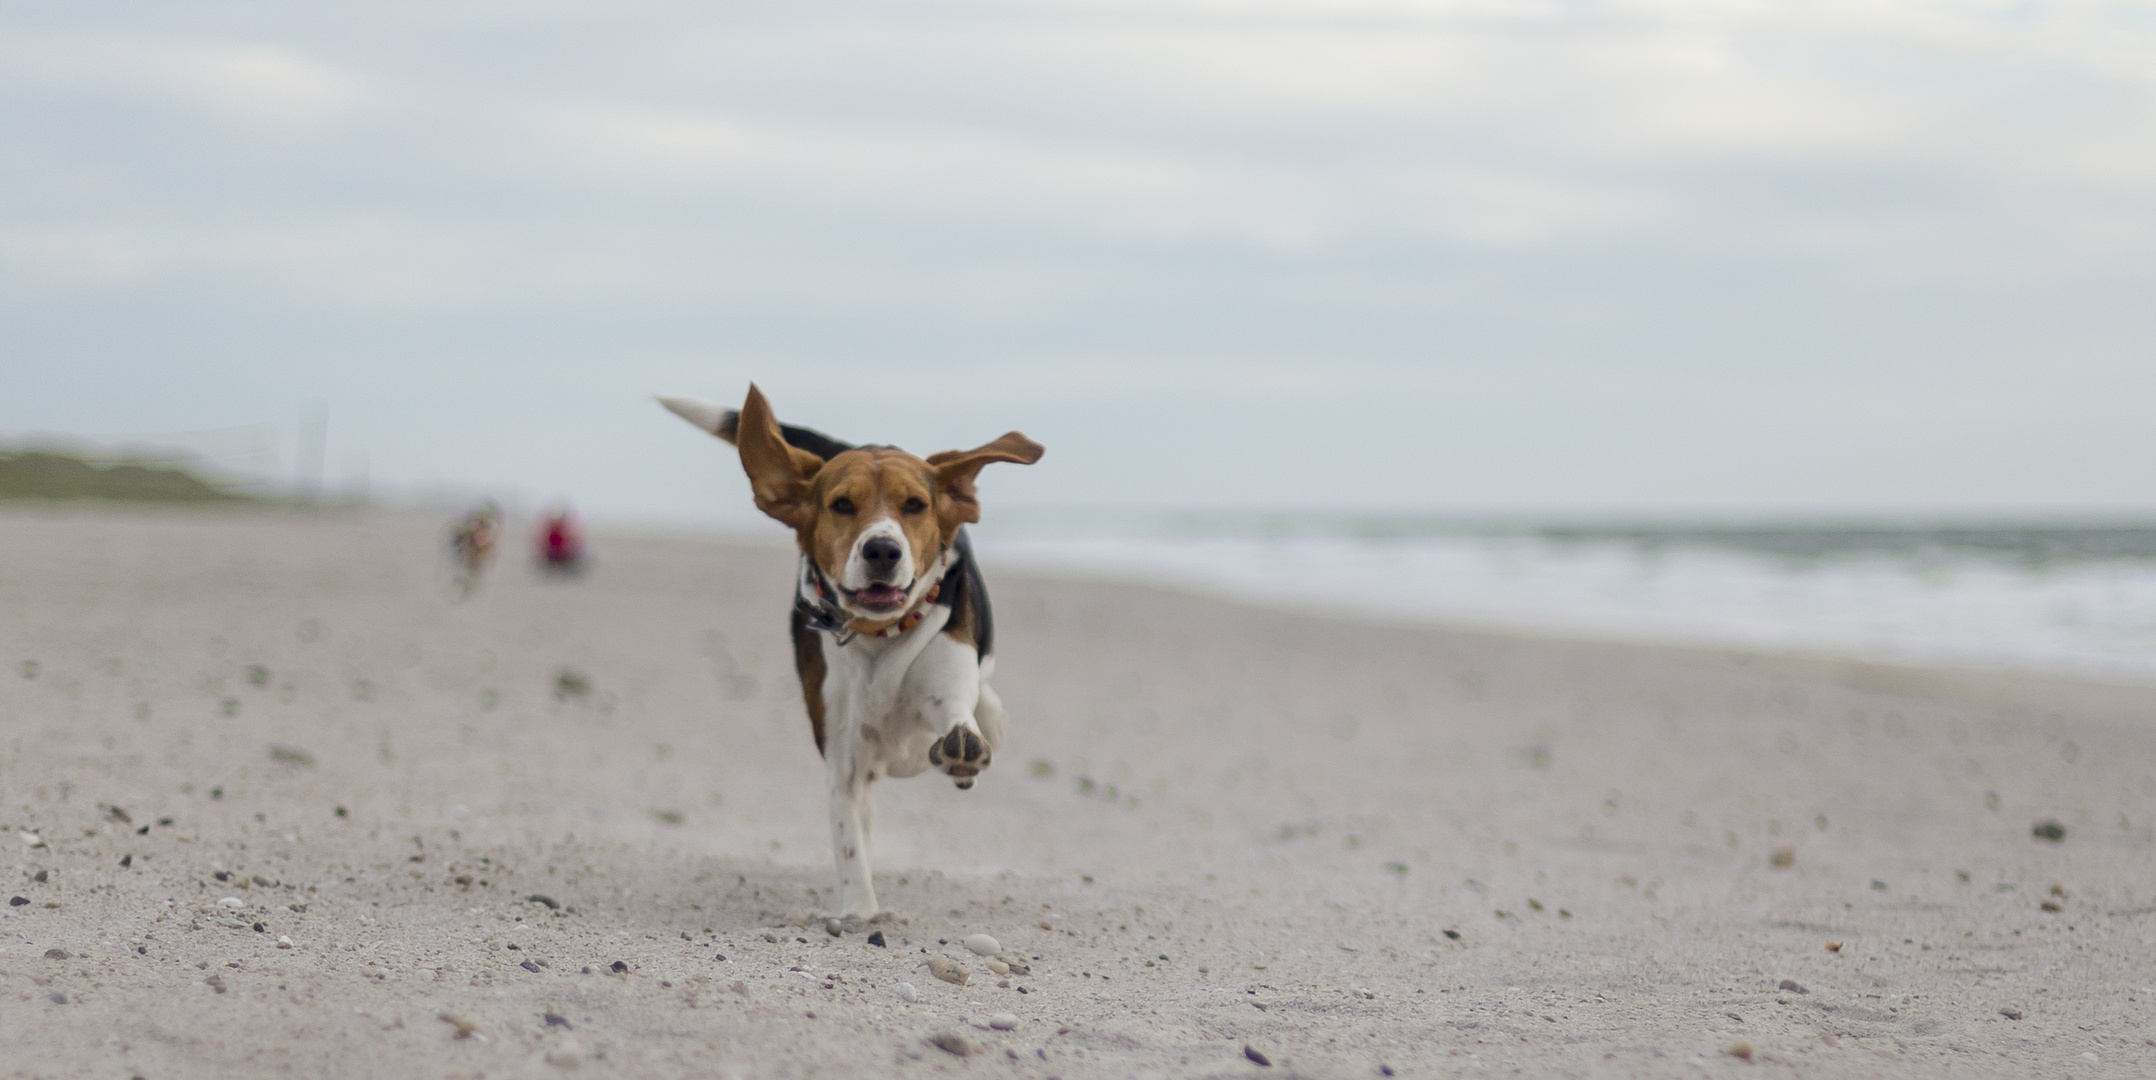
(3, 507, 2152, 1079)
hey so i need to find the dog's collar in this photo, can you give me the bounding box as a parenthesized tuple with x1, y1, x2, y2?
(796, 547, 955, 646)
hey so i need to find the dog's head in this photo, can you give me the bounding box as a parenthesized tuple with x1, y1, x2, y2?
(666, 384, 1042, 621)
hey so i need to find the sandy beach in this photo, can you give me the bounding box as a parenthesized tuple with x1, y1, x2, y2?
(3, 506, 2153, 1079)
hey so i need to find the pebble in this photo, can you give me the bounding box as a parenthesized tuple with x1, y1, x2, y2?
(277, 936, 294, 949)
(928, 1030, 981, 1057)
(927, 957, 970, 985)
(987, 960, 1010, 976)
(8, 897, 26, 907)
(964, 933, 1001, 957)
(867, 931, 886, 948)
(545, 1039, 585, 1068)
(439, 1013, 478, 1038)
(2032, 820, 2067, 842)
(44, 948, 71, 960)
(521, 960, 541, 973)
(1727, 1040, 1754, 1062)
(2000, 1008, 2022, 1020)
(987, 1013, 1019, 1031)
(729, 980, 749, 996)
(219, 897, 246, 909)
(1244, 1044, 1272, 1066)
(825, 918, 844, 937)
(1778, 980, 1808, 994)
(898, 982, 919, 1002)
(48, 992, 67, 1005)
(1005, 960, 1030, 975)
(545, 1013, 573, 1028)
(527, 894, 561, 910)
(763, 931, 780, 943)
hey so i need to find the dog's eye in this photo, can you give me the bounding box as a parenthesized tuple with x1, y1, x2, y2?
(829, 497, 856, 515)
(901, 497, 926, 514)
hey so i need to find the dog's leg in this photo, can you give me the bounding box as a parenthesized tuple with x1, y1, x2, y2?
(826, 750, 878, 918)
(909, 634, 992, 787)
(974, 679, 1008, 753)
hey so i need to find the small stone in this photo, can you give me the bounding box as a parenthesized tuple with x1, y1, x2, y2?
(1769, 846, 1795, 868)
(964, 933, 1001, 956)
(522, 960, 541, 973)
(546, 1039, 585, 1068)
(219, 897, 245, 909)
(2000, 1008, 2022, 1020)
(2040, 900, 2062, 912)
(867, 930, 887, 947)
(268, 745, 315, 767)
(898, 982, 918, 1002)
(1004, 959, 1030, 975)
(763, 931, 780, 943)
(987, 959, 1010, 976)
(928, 1030, 981, 1057)
(609, 960, 628, 974)
(48, 992, 67, 1004)
(1442, 929, 1461, 940)
(1824, 941, 1841, 952)
(527, 894, 560, 910)
(277, 936, 293, 949)
(44, 948, 71, 960)
(1244, 1044, 1272, 1067)
(545, 1013, 573, 1028)
(439, 1012, 477, 1038)
(1727, 1039, 1753, 1062)
(2032, 820, 2066, 842)
(729, 980, 749, 995)
(825, 918, 843, 937)
(1778, 980, 1808, 994)
(927, 956, 970, 985)
(987, 1013, 1019, 1030)
(205, 974, 227, 994)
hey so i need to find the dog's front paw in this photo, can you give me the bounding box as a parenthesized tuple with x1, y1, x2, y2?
(927, 726, 991, 789)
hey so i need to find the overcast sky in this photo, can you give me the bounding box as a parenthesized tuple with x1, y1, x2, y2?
(4, 1, 2153, 525)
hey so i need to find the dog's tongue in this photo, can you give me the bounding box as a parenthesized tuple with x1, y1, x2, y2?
(854, 584, 907, 608)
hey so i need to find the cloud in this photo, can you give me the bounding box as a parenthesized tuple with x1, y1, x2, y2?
(0, 35, 370, 130)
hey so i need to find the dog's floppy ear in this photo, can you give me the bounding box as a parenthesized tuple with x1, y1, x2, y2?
(656, 395, 742, 445)
(734, 384, 826, 529)
(926, 432, 1043, 527)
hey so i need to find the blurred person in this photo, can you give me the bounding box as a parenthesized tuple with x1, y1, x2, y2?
(536, 507, 586, 575)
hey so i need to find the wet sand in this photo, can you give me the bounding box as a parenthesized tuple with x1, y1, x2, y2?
(3, 507, 2153, 1078)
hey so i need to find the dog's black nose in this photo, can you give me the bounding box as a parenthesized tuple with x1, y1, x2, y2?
(860, 537, 904, 577)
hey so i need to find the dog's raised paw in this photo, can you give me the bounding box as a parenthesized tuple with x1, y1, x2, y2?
(927, 727, 991, 789)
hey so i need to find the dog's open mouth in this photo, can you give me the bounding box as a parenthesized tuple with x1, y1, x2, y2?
(845, 582, 910, 614)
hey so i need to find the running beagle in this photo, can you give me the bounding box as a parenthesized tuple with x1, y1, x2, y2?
(658, 385, 1043, 918)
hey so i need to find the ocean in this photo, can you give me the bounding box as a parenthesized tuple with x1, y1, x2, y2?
(970, 512, 2156, 683)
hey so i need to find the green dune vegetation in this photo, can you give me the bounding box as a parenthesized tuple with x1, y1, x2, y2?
(0, 450, 251, 503)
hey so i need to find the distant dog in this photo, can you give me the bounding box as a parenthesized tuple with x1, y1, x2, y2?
(447, 502, 500, 598)
(659, 385, 1043, 918)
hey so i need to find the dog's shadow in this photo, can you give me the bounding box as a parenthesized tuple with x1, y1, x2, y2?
(591, 857, 984, 936)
